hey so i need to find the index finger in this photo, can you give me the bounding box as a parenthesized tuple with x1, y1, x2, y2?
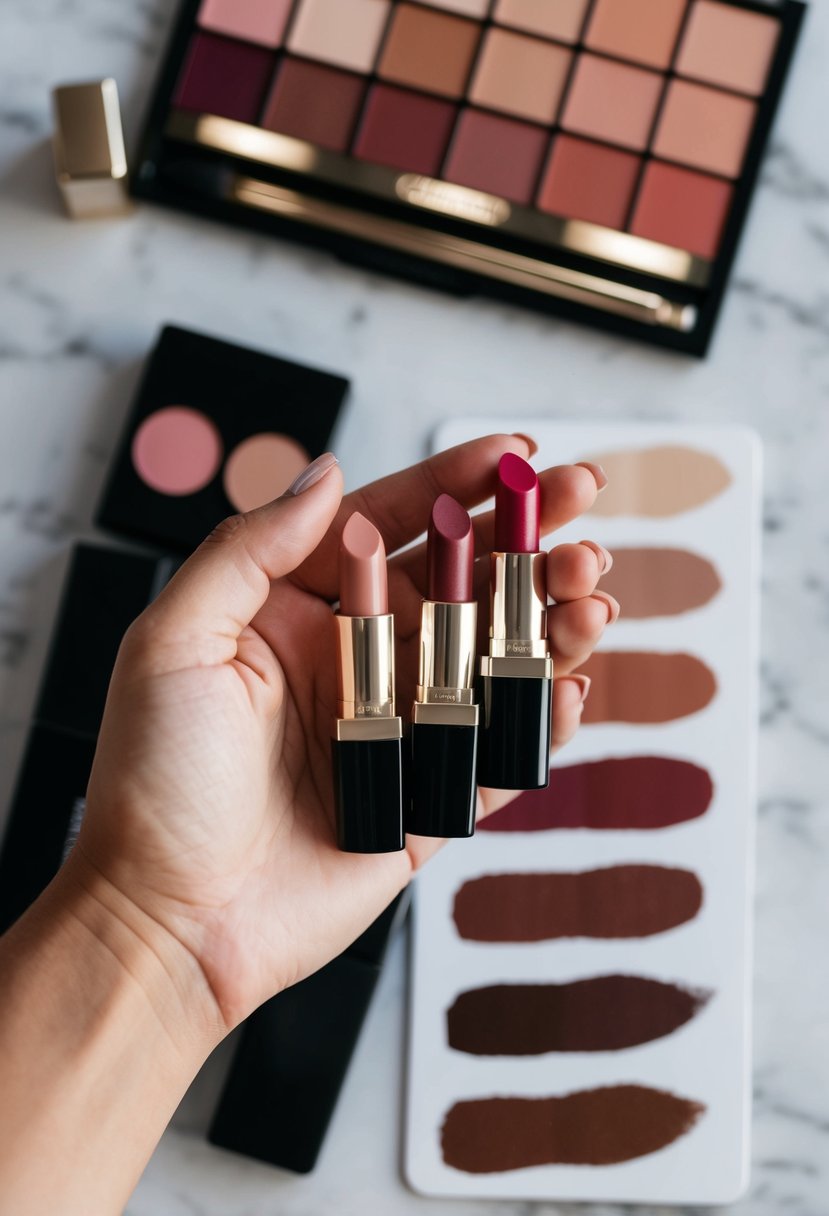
(292, 433, 531, 600)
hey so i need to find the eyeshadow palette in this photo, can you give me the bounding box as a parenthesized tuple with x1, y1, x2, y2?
(96, 325, 348, 553)
(133, 0, 804, 354)
(406, 421, 760, 1202)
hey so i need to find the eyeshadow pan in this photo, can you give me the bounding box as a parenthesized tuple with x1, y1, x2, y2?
(560, 54, 664, 151)
(354, 85, 457, 176)
(631, 160, 733, 259)
(173, 32, 276, 124)
(585, 0, 687, 70)
(223, 433, 310, 512)
(262, 58, 366, 152)
(132, 406, 222, 495)
(676, 0, 780, 96)
(469, 29, 572, 125)
(493, 0, 590, 44)
(444, 109, 548, 205)
(378, 4, 481, 99)
(196, 0, 293, 48)
(287, 0, 390, 74)
(653, 79, 756, 179)
(415, 0, 489, 14)
(538, 135, 641, 230)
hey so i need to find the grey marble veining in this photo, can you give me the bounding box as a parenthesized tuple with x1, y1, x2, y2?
(1, 0, 828, 1213)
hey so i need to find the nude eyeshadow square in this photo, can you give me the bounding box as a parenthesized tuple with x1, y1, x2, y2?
(444, 109, 548, 204)
(469, 28, 572, 125)
(584, 0, 687, 69)
(415, 0, 489, 14)
(173, 32, 276, 124)
(560, 54, 664, 151)
(354, 85, 457, 175)
(631, 161, 733, 258)
(538, 135, 641, 229)
(378, 3, 481, 98)
(653, 79, 756, 179)
(196, 0, 294, 48)
(675, 0, 780, 96)
(287, 0, 390, 73)
(493, 0, 590, 44)
(262, 58, 367, 152)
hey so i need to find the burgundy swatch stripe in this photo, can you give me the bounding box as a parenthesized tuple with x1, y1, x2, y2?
(452, 864, 703, 941)
(578, 651, 717, 723)
(447, 975, 711, 1055)
(441, 1085, 705, 1172)
(479, 755, 713, 832)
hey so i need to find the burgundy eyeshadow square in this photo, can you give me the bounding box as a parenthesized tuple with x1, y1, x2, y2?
(96, 326, 349, 554)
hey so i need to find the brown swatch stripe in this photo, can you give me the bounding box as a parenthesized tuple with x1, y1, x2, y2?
(453, 864, 704, 942)
(441, 1085, 705, 1172)
(480, 755, 713, 832)
(585, 444, 732, 518)
(599, 546, 722, 618)
(447, 974, 711, 1055)
(577, 651, 717, 723)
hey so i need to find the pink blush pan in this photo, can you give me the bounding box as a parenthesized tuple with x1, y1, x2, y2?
(131, 406, 223, 495)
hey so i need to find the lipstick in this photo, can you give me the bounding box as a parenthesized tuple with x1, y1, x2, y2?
(407, 495, 479, 838)
(477, 453, 553, 790)
(332, 512, 404, 853)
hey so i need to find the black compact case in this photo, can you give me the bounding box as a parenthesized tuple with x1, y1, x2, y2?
(96, 325, 348, 554)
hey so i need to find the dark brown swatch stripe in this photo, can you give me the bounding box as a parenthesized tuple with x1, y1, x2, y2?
(599, 546, 722, 618)
(441, 1085, 706, 1172)
(447, 975, 711, 1055)
(578, 651, 717, 723)
(479, 755, 713, 832)
(452, 864, 704, 942)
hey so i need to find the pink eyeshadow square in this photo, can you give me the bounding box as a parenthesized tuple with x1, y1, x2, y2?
(561, 54, 665, 151)
(197, 0, 294, 47)
(652, 79, 756, 179)
(443, 109, 549, 205)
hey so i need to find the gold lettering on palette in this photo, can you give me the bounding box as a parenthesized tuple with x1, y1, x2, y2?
(395, 174, 511, 227)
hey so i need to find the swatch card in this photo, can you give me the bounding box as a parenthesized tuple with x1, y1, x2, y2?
(405, 422, 761, 1203)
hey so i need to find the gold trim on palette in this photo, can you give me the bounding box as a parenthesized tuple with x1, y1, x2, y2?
(165, 110, 710, 293)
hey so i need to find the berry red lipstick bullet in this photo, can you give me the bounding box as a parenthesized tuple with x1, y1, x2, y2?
(477, 453, 553, 790)
(332, 512, 403, 853)
(407, 495, 479, 838)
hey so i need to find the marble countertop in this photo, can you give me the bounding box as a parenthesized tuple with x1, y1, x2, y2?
(1, 1, 828, 1213)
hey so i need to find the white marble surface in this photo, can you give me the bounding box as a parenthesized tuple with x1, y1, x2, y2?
(1, 1, 828, 1213)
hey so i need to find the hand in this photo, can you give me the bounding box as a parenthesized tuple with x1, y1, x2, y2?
(72, 434, 615, 1035)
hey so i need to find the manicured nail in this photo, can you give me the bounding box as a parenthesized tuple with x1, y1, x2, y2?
(561, 674, 591, 704)
(284, 452, 339, 496)
(576, 461, 608, 491)
(580, 539, 613, 573)
(591, 591, 620, 623)
(512, 433, 539, 457)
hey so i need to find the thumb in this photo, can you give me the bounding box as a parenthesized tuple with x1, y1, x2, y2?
(134, 453, 343, 667)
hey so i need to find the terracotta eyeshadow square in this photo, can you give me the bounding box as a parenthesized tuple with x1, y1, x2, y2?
(652, 79, 756, 179)
(584, 0, 687, 69)
(354, 85, 457, 175)
(262, 59, 367, 152)
(378, 4, 481, 98)
(469, 28, 572, 125)
(196, 0, 294, 48)
(493, 0, 590, 44)
(560, 54, 664, 151)
(675, 0, 780, 96)
(173, 32, 276, 123)
(538, 135, 641, 229)
(443, 109, 549, 205)
(630, 160, 733, 259)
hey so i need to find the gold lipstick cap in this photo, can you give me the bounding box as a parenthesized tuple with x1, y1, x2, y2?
(52, 79, 130, 218)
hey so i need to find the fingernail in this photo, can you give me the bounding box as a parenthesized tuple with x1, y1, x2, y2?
(576, 461, 608, 491)
(284, 452, 339, 496)
(591, 591, 620, 624)
(580, 539, 613, 573)
(512, 433, 539, 457)
(561, 674, 591, 704)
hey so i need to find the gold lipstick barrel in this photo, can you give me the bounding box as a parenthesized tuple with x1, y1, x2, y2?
(334, 614, 402, 739)
(414, 601, 478, 715)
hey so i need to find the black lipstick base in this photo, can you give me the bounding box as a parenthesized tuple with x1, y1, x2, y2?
(476, 673, 552, 791)
(407, 720, 478, 838)
(332, 736, 404, 853)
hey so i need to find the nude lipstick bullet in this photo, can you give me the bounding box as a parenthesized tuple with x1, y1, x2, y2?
(407, 495, 479, 838)
(332, 512, 404, 853)
(477, 453, 553, 790)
